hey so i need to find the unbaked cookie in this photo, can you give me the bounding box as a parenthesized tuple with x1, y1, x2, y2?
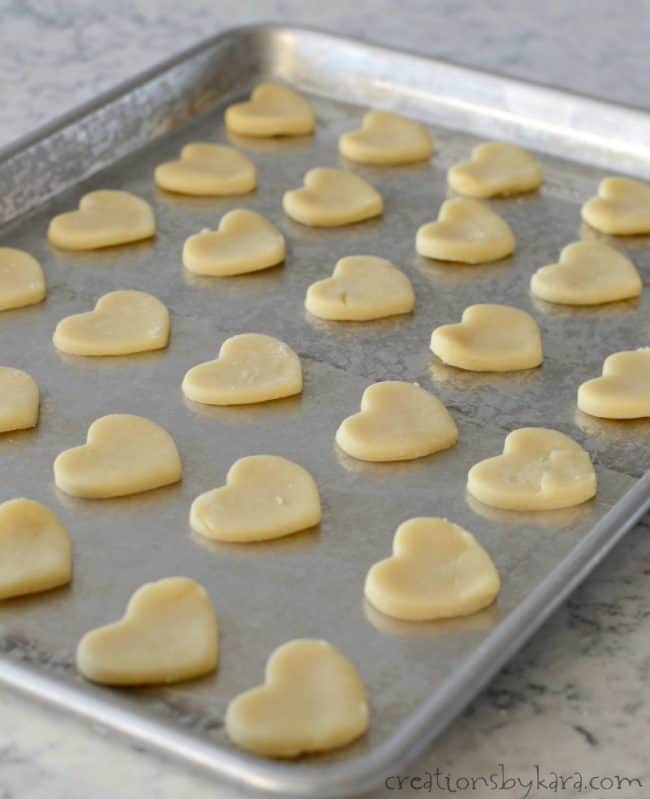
(154, 143, 256, 196)
(339, 111, 433, 165)
(577, 349, 650, 419)
(0, 248, 46, 311)
(581, 177, 650, 235)
(0, 367, 39, 433)
(225, 83, 315, 137)
(448, 141, 543, 198)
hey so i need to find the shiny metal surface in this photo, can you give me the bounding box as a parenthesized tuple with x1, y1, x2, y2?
(0, 25, 649, 798)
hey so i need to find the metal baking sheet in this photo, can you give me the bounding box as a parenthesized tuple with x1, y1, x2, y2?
(0, 25, 649, 798)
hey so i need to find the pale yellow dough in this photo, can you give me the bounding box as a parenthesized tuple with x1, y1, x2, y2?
(154, 143, 256, 196)
(0, 367, 39, 432)
(530, 241, 642, 306)
(467, 428, 597, 511)
(430, 304, 543, 372)
(364, 517, 500, 621)
(336, 381, 458, 462)
(416, 198, 515, 263)
(225, 83, 315, 137)
(581, 177, 650, 235)
(183, 210, 285, 276)
(190, 455, 321, 543)
(448, 141, 543, 198)
(48, 190, 155, 251)
(54, 414, 182, 499)
(225, 639, 368, 758)
(283, 168, 383, 228)
(577, 349, 650, 419)
(339, 111, 434, 165)
(305, 255, 415, 321)
(0, 499, 72, 600)
(53, 290, 170, 356)
(0, 248, 46, 311)
(76, 577, 218, 685)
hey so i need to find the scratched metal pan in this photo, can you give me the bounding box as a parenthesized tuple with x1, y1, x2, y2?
(0, 25, 649, 798)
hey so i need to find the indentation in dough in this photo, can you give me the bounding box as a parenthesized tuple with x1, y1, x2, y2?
(581, 177, 650, 235)
(225, 83, 315, 137)
(339, 111, 433, 165)
(0, 367, 39, 433)
(578, 349, 650, 419)
(0, 248, 46, 311)
(154, 142, 256, 196)
(448, 141, 542, 198)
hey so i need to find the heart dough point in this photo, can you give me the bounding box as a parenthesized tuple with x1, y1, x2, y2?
(182, 334, 302, 406)
(76, 577, 218, 685)
(0, 367, 39, 433)
(467, 428, 597, 511)
(339, 111, 434, 165)
(530, 241, 642, 306)
(581, 177, 650, 235)
(336, 381, 458, 462)
(0, 499, 72, 600)
(48, 190, 155, 251)
(448, 141, 543, 198)
(305, 255, 415, 321)
(283, 168, 383, 228)
(183, 210, 285, 276)
(53, 290, 170, 356)
(54, 414, 182, 499)
(431, 304, 543, 372)
(154, 143, 256, 196)
(225, 639, 368, 758)
(190, 455, 321, 543)
(365, 517, 500, 621)
(578, 349, 650, 419)
(0, 248, 46, 311)
(225, 82, 315, 137)
(416, 198, 515, 263)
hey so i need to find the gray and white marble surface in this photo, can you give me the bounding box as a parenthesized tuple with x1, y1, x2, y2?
(1, 1, 649, 797)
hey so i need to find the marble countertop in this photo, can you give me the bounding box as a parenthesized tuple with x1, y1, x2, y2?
(1, 2, 649, 797)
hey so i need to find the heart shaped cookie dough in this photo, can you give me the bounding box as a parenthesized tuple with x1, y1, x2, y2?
(0, 367, 39, 433)
(581, 177, 650, 235)
(53, 290, 170, 356)
(225, 639, 368, 757)
(578, 349, 650, 419)
(154, 142, 256, 196)
(0, 498, 72, 600)
(467, 428, 597, 511)
(183, 210, 285, 276)
(364, 517, 500, 621)
(76, 577, 218, 685)
(182, 334, 302, 406)
(305, 255, 415, 321)
(336, 381, 458, 462)
(416, 198, 515, 263)
(430, 304, 543, 372)
(283, 168, 383, 228)
(54, 414, 182, 498)
(48, 190, 155, 251)
(190, 455, 321, 543)
(339, 111, 434, 165)
(448, 141, 543, 198)
(530, 241, 642, 306)
(0, 248, 46, 311)
(225, 82, 315, 137)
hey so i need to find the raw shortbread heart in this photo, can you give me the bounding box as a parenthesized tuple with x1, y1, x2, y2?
(0, 367, 39, 433)
(76, 577, 218, 685)
(364, 517, 500, 621)
(53, 290, 170, 356)
(448, 141, 543, 198)
(190, 455, 321, 542)
(581, 177, 650, 235)
(416, 198, 515, 263)
(430, 304, 543, 372)
(530, 241, 642, 306)
(182, 210, 285, 276)
(0, 498, 72, 600)
(225, 82, 315, 137)
(154, 142, 256, 196)
(182, 334, 302, 406)
(54, 414, 182, 498)
(338, 111, 434, 165)
(467, 428, 597, 511)
(577, 349, 650, 419)
(305, 255, 415, 321)
(336, 381, 458, 462)
(225, 639, 368, 757)
(0, 248, 46, 311)
(283, 168, 383, 228)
